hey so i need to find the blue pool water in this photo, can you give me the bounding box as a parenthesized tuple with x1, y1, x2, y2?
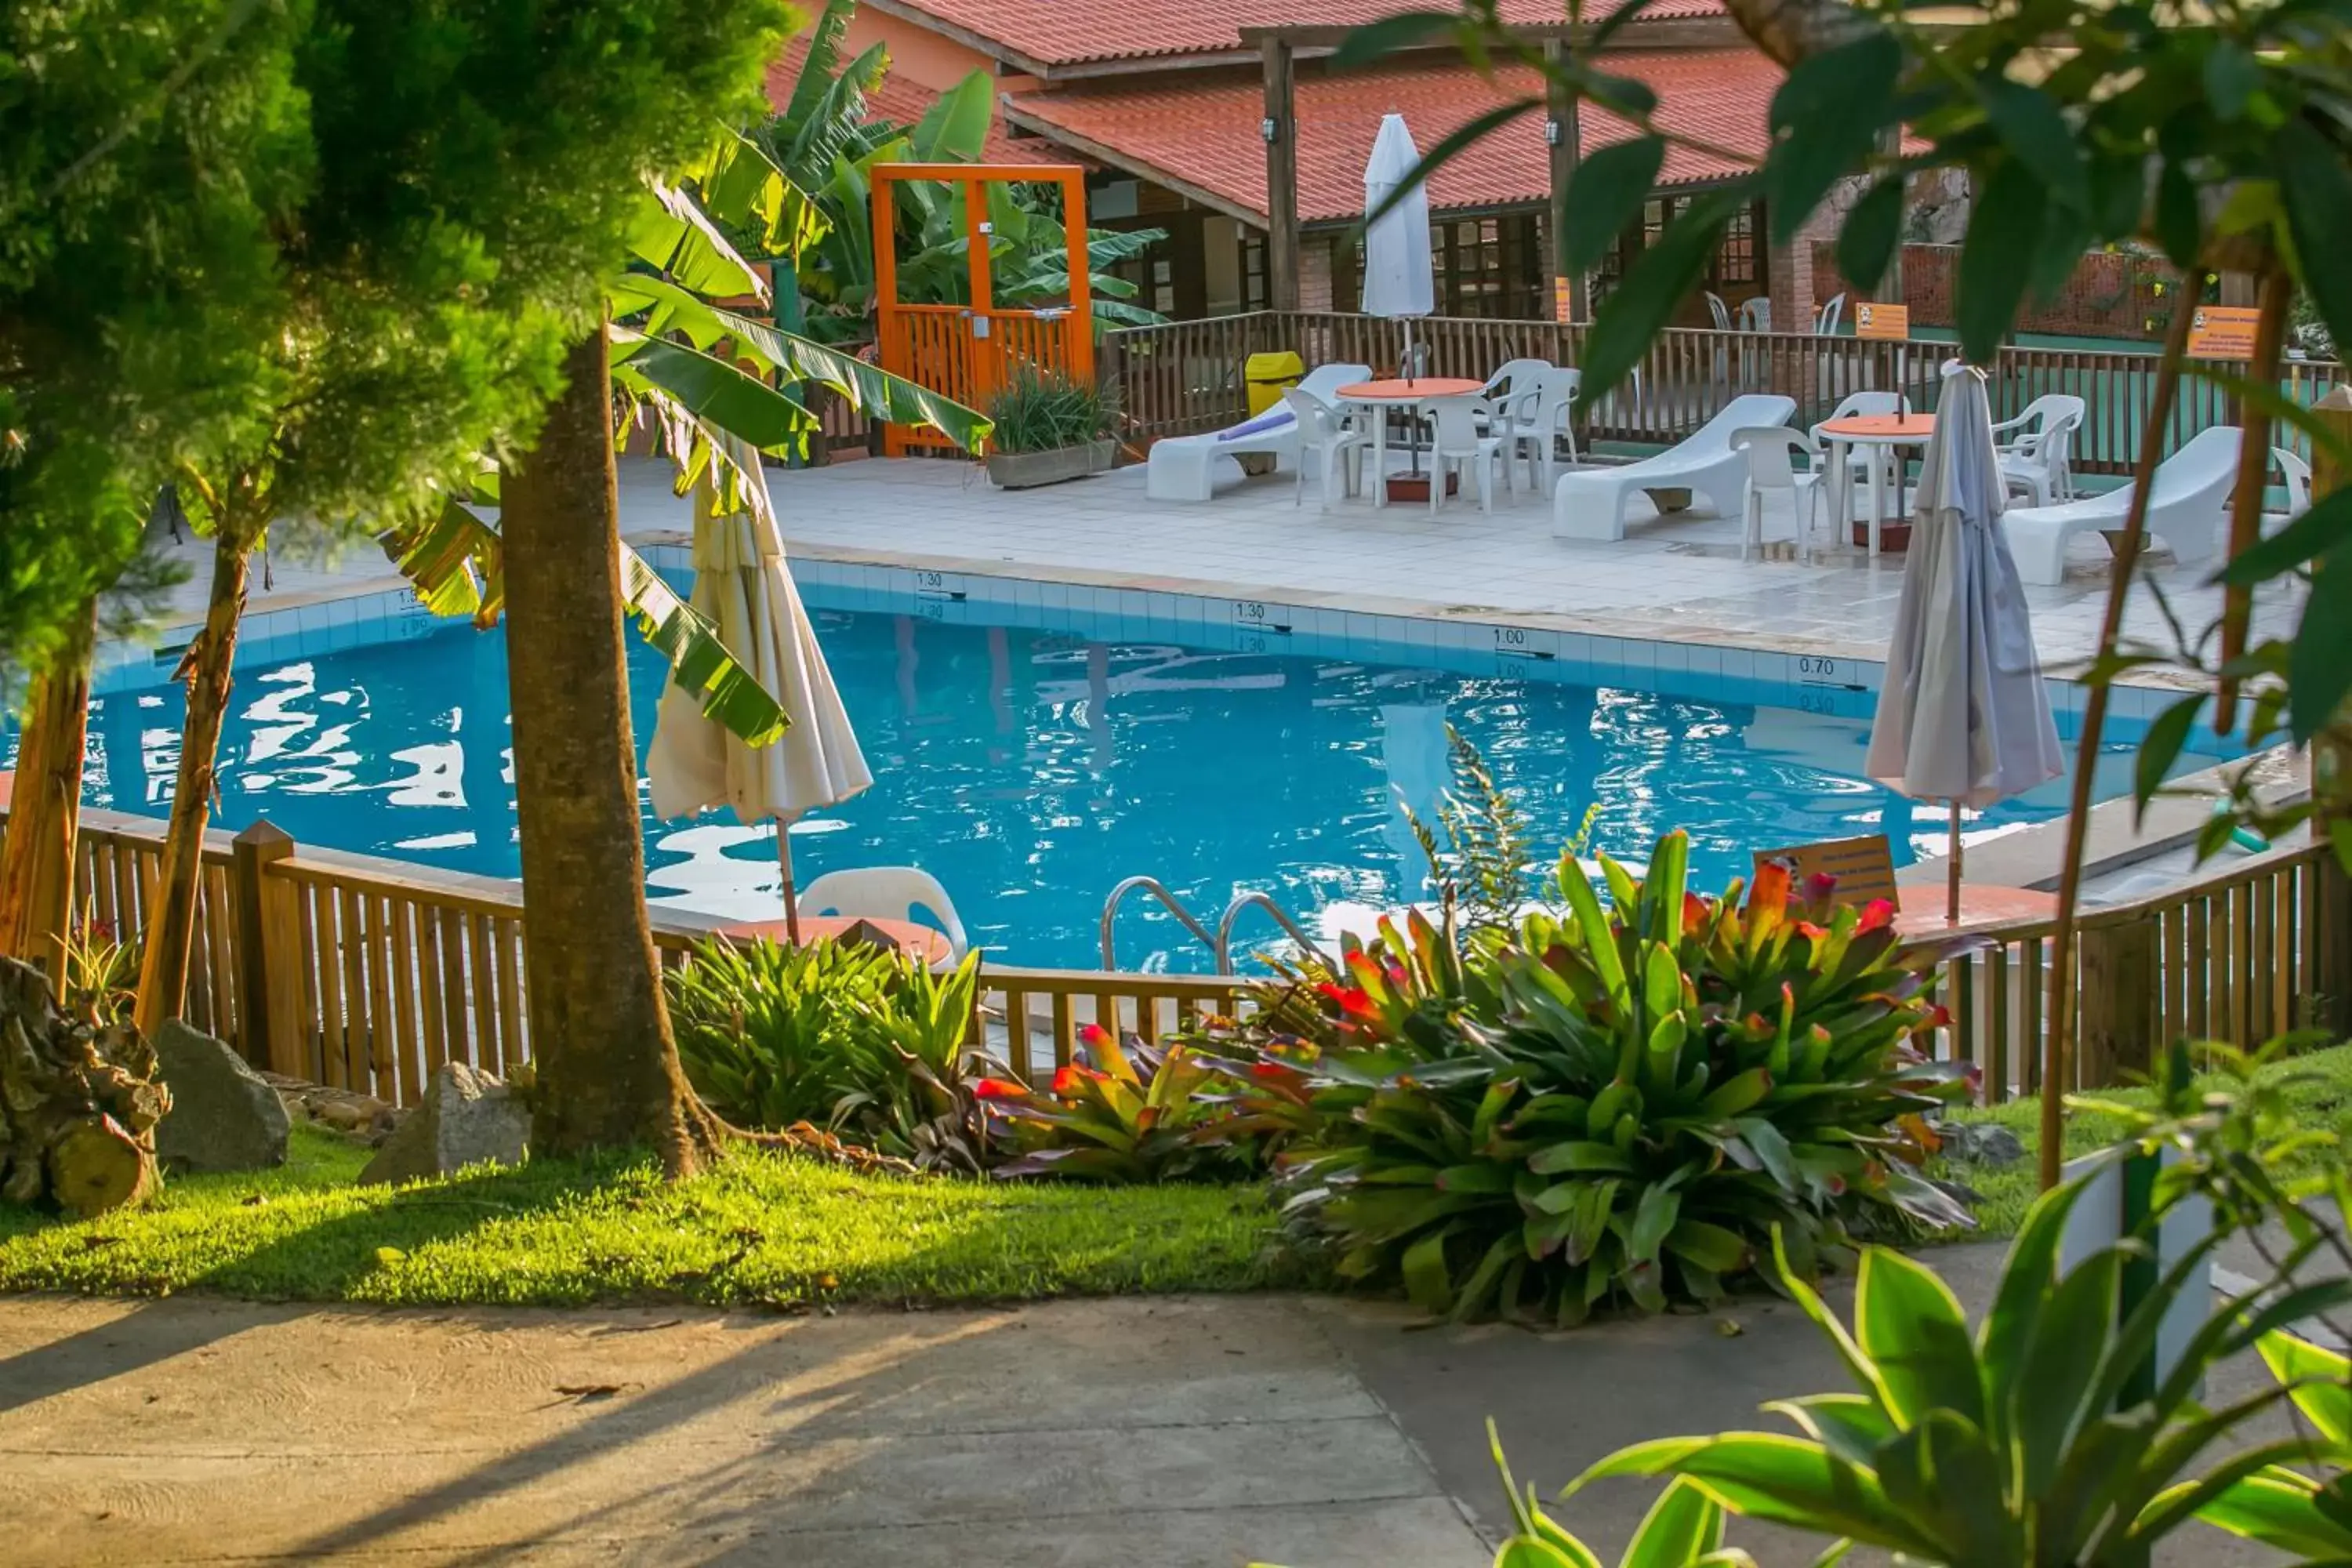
(29, 582, 2234, 971)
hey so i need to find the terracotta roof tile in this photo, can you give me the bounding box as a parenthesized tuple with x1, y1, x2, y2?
(1008, 50, 1775, 222)
(883, 0, 1722, 68)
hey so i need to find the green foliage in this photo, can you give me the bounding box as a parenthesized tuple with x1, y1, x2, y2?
(56, 919, 140, 1027)
(1491, 1421, 1753, 1568)
(665, 937, 996, 1171)
(982, 1025, 1261, 1184)
(1232, 833, 1970, 1324)
(0, 1123, 1295, 1306)
(984, 366, 1116, 454)
(1405, 724, 1593, 938)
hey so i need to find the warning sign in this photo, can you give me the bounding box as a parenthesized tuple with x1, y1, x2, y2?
(1752, 835, 1900, 911)
(1854, 302, 1911, 341)
(2187, 305, 2262, 361)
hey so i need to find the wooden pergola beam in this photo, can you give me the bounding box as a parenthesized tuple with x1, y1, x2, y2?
(1544, 39, 1586, 324)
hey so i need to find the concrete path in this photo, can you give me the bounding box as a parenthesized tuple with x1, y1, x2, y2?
(0, 1249, 2291, 1566)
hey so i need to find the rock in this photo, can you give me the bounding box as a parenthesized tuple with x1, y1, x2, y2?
(359, 1063, 528, 1185)
(153, 1022, 290, 1174)
(1930, 1119, 2026, 1168)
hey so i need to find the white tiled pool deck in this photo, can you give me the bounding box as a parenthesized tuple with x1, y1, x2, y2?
(151, 448, 2294, 692)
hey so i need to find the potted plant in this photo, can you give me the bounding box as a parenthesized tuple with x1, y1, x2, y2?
(983, 366, 1119, 488)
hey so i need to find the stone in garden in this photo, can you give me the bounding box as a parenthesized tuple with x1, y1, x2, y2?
(359, 1063, 528, 1185)
(153, 1022, 291, 1174)
(1929, 1120, 2026, 1168)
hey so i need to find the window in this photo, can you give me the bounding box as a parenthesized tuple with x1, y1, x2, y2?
(1240, 231, 1268, 311)
(1431, 214, 1544, 319)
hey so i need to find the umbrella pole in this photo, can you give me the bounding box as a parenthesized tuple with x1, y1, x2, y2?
(1947, 802, 1962, 926)
(777, 823, 802, 946)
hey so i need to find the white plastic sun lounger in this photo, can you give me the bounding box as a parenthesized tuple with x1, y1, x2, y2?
(1145, 363, 1374, 503)
(1552, 394, 1798, 542)
(2003, 425, 2240, 586)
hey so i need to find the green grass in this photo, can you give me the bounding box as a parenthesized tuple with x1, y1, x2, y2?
(1933, 1044, 2352, 1240)
(0, 1125, 1301, 1308)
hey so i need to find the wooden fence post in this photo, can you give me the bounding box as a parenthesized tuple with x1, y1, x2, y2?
(2077, 918, 2157, 1087)
(231, 820, 307, 1077)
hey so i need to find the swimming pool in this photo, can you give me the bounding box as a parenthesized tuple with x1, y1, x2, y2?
(33, 564, 2234, 971)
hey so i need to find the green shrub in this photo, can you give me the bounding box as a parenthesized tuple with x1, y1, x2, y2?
(985, 365, 1116, 453)
(666, 937, 994, 1171)
(1219, 831, 1973, 1323)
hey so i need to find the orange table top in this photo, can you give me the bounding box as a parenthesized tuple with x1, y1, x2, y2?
(1336, 377, 1486, 402)
(715, 913, 954, 967)
(1892, 884, 2059, 936)
(1821, 413, 1936, 440)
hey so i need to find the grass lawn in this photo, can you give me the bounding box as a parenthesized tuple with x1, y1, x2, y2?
(0, 1127, 1301, 1308)
(1936, 1043, 2352, 1240)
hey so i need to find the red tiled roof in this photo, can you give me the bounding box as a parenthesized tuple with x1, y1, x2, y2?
(876, 0, 1723, 68)
(765, 34, 1063, 165)
(1007, 50, 1775, 223)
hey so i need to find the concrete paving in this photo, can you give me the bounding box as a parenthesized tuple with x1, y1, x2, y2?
(0, 1243, 2300, 1566)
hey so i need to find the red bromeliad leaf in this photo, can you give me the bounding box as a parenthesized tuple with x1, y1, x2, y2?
(1076, 1022, 1109, 1047)
(972, 1077, 1025, 1100)
(1857, 898, 1895, 933)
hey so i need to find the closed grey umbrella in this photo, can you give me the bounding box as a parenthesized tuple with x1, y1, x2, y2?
(1864, 362, 2065, 922)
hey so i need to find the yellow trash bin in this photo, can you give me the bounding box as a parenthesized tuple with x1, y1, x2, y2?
(1244, 350, 1305, 417)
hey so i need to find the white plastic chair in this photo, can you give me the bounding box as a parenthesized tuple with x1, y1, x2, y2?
(1809, 390, 1904, 521)
(2004, 426, 2241, 586)
(1281, 387, 1370, 510)
(1814, 293, 1846, 336)
(1733, 427, 1828, 561)
(1738, 297, 1772, 333)
(2275, 447, 2312, 526)
(1144, 361, 1374, 502)
(1423, 397, 1505, 514)
(1553, 394, 1798, 542)
(1705, 292, 1733, 332)
(1496, 366, 1583, 491)
(797, 867, 970, 966)
(1991, 394, 2087, 506)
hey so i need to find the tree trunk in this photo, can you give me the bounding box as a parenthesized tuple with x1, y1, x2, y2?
(501, 324, 717, 1177)
(0, 956, 163, 1216)
(133, 524, 253, 1038)
(0, 597, 97, 985)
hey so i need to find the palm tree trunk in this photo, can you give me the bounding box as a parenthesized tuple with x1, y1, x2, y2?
(501, 323, 718, 1177)
(0, 597, 98, 985)
(133, 524, 254, 1038)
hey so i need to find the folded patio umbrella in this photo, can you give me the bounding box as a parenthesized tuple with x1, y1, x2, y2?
(1361, 113, 1435, 379)
(647, 437, 872, 943)
(1864, 361, 2064, 922)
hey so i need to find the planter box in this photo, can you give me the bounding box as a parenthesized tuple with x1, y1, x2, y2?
(986, 440, 1116, 490)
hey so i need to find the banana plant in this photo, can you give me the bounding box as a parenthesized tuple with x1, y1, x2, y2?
(1573, 1174, 2352, 1566)
(382, 135, 989, 745)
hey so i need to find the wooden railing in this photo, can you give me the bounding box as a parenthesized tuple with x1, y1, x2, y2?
(3, 804, 2340, 1110)
(1103, 310, 2350, 478)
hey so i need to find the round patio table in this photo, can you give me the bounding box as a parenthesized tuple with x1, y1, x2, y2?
(1336, 378, 1486, 508)
(1820, 412, 1936, 557)
(715, 913, 953, 969)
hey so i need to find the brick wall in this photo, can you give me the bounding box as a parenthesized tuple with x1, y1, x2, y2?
(1811, 242, 2169, 341)
(1299, 235, 1335, 313)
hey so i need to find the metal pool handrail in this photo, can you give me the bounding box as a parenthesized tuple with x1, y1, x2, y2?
(1214, 891, 1321, 975)
(1098, 875, 1220, 970)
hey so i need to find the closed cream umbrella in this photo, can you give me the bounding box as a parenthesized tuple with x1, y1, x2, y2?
(1864, 362, 2064, 922)
(647, 437, 871, 943)
(1362, 113, 1436, 378)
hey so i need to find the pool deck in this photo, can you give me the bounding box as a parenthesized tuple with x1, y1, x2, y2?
(154, 450, 2297, 691)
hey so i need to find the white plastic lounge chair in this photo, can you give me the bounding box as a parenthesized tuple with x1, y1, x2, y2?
(799, 866, 970, 966)
(2003, 426, 2241, 586)
(1553, 394, 1798, 543)
(1496, 366, 1582, 491)
(1283, 387, 1370, 510)
(1733, 427, 1828, 562)
(1992, 394, 2086, 506)
(1424, 397, 1506, 514)
(1143, 362, 1374, 502)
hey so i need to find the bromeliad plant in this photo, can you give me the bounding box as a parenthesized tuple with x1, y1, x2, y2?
(981, 1023, 1257, 1184)
(1576, 1178, 2352, 1566)
(1246, 830, 1972, 1323)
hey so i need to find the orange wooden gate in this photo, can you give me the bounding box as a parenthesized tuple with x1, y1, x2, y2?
(872, 163, 1094, 456)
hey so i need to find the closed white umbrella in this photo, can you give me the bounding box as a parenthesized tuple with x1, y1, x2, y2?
(1864, 362, 2065, 922)
(1362, 113, 1435, 379)
(647, 437, 872, 943)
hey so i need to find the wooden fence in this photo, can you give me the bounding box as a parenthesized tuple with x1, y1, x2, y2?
(1102, 310, 2350, 479)
(2, 804, 2341, 1109)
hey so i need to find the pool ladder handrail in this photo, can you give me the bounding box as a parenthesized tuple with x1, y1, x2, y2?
(1099, 877, 1320, 975)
